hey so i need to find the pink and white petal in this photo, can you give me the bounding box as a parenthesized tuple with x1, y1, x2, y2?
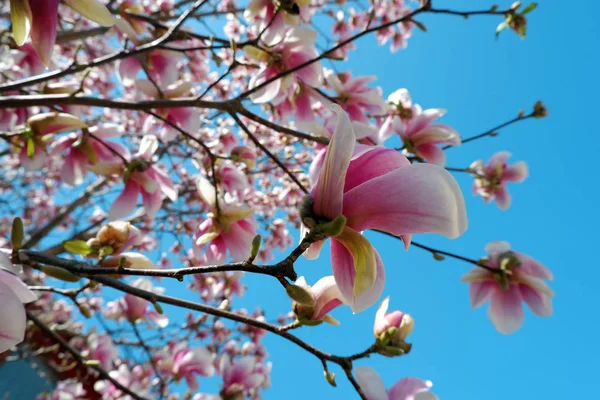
(152, 167, 178, 201)
(488, 285, 525, 334)
(485, 241, 511, 255)
(0, 283, 26, 353)
(222, 222, 254, 262)
(461, 268, 493, 283)
(517, 253, 553, 280)
(411, 125, 459, 147)
(343, 163, 468, 239)
(494, 186, 512, 210)
(135, 79, 160, 98)
(294, 90, 315, 130)
(344, 145, 411, 193)
(387, 377, 433, 400)
(131, 172, 158, 194)
(488, 151, 511, 166)
(469, 281, 495, 309)
(49, 134, 77, 155)
(88, 124, 124, 139)
(141, 187, 163, 218)
(312, 105, 356, 219)
(248, 68, 281, 104)
(415, 143, 446, 166)
(354, 367, 388, 400)
(0, 270, 37, 303)
(311, 276, 343, 320)
(503, 161, 528, 182)
(147, 311, 169, 328)
(519, 284, 552, 317)
(137, 135, 159, 159)
(107, 181, 140, 221)
(117, 57, 142, 84)
(28, 0, 60, 66)
(20, 147, 46, 171)
(61, 154, 79, 186)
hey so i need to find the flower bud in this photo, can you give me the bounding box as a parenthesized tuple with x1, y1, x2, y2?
(230, 146, 256, 169)
(101, 252, 156, 270)
(374, 297, 414, 354)
(96, 221, 143, 254)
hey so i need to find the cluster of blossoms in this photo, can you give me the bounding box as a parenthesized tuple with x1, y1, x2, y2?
(0, 0, 550, 399)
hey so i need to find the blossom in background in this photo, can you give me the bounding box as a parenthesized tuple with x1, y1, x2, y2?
(219, 355, 265, 398)
(105, 278, 168, 328)
(94, 364, 153, 400)
(355, 366, 438, 400)
(156, 342, 215, 390)
(117, 48, 181, 86)
(108, 135, 178, 221)
(303, 105, 467, 312)
(0, 250, 38, 353)
(9, 0, 116, 66)
(470, 151, 528, 210)
(138, 79, 200, 142)
(84, 332, 119, 371)
(462, 241, 554, 334)
(18, 112, 88, 171)
(193, 177, 257, 264)
(244, 0, 312, 46)
(246, 27, 322, 104)
(50, 124, 130, 186)
(379, 88, 460, 166)
(289, 276, 344, 325)
(35, 379, 86, 400)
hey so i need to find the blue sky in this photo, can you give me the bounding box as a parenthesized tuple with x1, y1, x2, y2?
(234, 1, 600, 399)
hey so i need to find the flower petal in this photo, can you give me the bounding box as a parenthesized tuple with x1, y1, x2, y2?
(414, 143, 446, 166)
(10, 0, 32, 46)
(108, 181, 140, 221)
(387, 377, 433, 400)
(312, 105, 355, 219)
(488, 285, 524, 334)
(469, 281, 495, 309)
(343, 163, 468, 239)
(354, 367, 388, 400)
(64, 0, 116, 27)
(0, 280, 26, 353)
(494, 186, 512, 210)
(28, 0, 60, 66)
(503, 161, 528, 182)
(519, 284, 552, 317)
(311, 276, 343, 320)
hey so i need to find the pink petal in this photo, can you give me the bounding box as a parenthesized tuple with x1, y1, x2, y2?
(61, 152, 87, 186)
(343, 145, 411, 193)
(517, 253, 553, 280)
(485, 241, 511, 254)
(331, 236, 385, 313)
(343, 163, 468, 239)
(49, 134, 77, 155)
(494, 186, 512, 210)
(0, 280, 27, 353)
(411, 124, 459, 146)
(387, 377, 433, 400)
(222, 221, 255, 262)
(0, 270, 37, 303)
(152, 167, 178, 201)
(469, 281, 495, 309)
(519, 284, 552, 317)
(488, 285, 524, 334)
(294, 89, 315, 130)
(312, 105, 355, 219)
(108, 181, 140, 221)
(28, 0, 60, 66)
(118, 57, 142, 84)
(19, 146, 46, 171)
(141, 186, 163, 218)
(89, 124, 124, 139)
(311, 276, 343, 320)
(415, 143, 446, 166)
(502, 161, 528, 182)
(248, 67, 281, 104)
(354, 367, 388, 400)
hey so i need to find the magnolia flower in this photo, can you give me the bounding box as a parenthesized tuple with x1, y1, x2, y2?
(289, 276, 343, 325)
(105, 278, 168, 328)
(215, 161, 250, 196)
(108, 135, 178, 221)
(18, 112, 88, 171)
(94, 364, 153, 400)
(193, 177, 257, 264)
(379, 89, 460, 166)
(373, 297, 414, 356)
(470, 151, 528, 210)
(157, 342, 215, 390)
(0, 250, 38, 353)
(10, 0, 116, 66)
(36, 379, 86, 400)
(303, 105, 467, 312)
(92, 221, 144, 255)
(355, 367, 438, 400)
(230, 146, 257, 169)
(50, 124, 129, 186)
(462, 241, 554, 334)
(219, 355, 265, 398)
(138, 80, 200, 142)
(244, 0, 312, 46)
(246, 27, 322, 104)
(117, 49, 181, 87)
(85, 332, 119, 371)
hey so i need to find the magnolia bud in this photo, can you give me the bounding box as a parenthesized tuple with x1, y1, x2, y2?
(96, 221, 143, 254)
(230, 146, 256, 169)
(41, 265, 81, 282)
(286, 284, 315, 306)
(533, 100, 548, 118)
(374, 297, 414, 354)
(101, 252, 156, 270)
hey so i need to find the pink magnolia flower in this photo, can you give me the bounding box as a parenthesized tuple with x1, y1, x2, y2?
(461, 241, 554, 334)
(324, 70, 387, 125)
(18, 112, 88, 171)
(244, 0, 312, 46)
(470, 151, 528, 210)
(105, 278, 168, 328)
(303, 105, 467, 312)
(290, 276, 344, 325)
(193, 177, 258, 264)
(230, 146, 257, 169)
(373, 297, 414, 341)
(117, 49, 181, 87)
(108, 135, 178, 221)
(215, 161, 250, 196)
(356, 366, 438, 400)
(94, 364, 153, 400)
(157, 342, 215, 390)
(85, 332, 119, 371)
(10, 42, 45, 77)
(93, 221, 144, 256)
(246, 27, 322, 104)
(379, 89, 460, 166)
(10, 0, 116, 66)
(0, 250, 38, 353)
(138, 80, 200, 142)
(219, 355, 265, 398)
(50, 124, 129, 186)
(36, 379, 86, 400)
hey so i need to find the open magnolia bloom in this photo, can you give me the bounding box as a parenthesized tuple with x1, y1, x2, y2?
(0, 250, 38, 353)
(355, 366, 438, 400)
(462, 241, 554, 334)
(10, 0, 116, 66)
(303, 105, 467, 312)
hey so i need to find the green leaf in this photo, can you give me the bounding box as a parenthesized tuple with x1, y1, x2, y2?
(63, 240, 92, 255)
(521, 2, 537, 15)
(41, 265, 81, 282)
(286, 284, 315, 306)
(26, 138, 35, 158)
(11, 217, 24, 250)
